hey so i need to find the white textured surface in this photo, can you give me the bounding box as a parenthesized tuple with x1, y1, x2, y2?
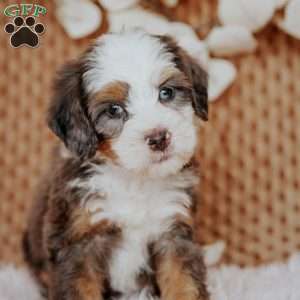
(218, 0, 277, 32)
(207, 25, 257, 56)
(209, 253, 300, 300)
(0, 265, 42, 300)
(278, 0, 300, 39)
(99, 0, 139, 11)
(208, 59, 237, 101)
(56, 0, 102, 39)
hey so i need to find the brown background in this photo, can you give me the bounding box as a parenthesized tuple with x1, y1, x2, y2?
(0, 0, 299, 267)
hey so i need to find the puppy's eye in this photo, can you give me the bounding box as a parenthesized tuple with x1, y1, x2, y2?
(159, 87, 175, 102)
(106, 104, 125, 118)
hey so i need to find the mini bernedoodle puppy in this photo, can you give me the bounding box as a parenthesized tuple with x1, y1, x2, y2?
(23, 30, 210, 300)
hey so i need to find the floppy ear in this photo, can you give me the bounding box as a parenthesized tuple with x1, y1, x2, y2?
(187, 58, 208, 121)
(158, 35, 208, 121)
(175, 48, 208, 121)
(48, 61, 98, 159)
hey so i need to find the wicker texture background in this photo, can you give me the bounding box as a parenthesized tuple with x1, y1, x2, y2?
(0, 0, 299, 266)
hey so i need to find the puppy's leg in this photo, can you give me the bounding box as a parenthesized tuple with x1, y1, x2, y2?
(49, 244, 103, 300)
(155, 223, 209, 300)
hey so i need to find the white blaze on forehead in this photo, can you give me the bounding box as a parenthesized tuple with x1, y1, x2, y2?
(83, 30, 175, 94)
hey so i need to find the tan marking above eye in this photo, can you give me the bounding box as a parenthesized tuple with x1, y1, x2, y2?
(91, 81, 129, 104)
(158, 68, 191, 89)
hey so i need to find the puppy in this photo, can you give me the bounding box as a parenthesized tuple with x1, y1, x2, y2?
(23, 30, 209, 300)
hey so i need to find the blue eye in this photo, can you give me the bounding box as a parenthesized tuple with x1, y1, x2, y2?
(106, 104, 124, 118)
(159, 87, 175, 102)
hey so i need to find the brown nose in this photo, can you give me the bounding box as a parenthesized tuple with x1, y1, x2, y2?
(145, 129, 171, 152)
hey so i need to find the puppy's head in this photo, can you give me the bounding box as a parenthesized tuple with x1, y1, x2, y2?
(48, 31, 208, 177)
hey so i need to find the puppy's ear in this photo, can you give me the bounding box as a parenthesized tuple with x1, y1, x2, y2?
(186, 58, 208, 121)
(159, 35, 208, 121)
(48, 61, 98, 159)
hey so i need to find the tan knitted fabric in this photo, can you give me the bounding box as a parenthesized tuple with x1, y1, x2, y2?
(0, 0, 299, 266)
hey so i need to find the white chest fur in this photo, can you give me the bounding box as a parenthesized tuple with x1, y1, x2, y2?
(72, 163, 197, 295)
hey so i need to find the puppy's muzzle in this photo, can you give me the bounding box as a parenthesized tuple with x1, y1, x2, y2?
(145, 128, 171, 152)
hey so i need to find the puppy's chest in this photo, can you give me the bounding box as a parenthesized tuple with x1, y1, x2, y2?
(78, 167, 192, 293)
(83, 169, 191, 231)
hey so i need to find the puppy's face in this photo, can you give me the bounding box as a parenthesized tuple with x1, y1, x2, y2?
(49, 31, 208, 177)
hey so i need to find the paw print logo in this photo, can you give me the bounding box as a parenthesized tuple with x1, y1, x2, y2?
(4, 16, 45, 48)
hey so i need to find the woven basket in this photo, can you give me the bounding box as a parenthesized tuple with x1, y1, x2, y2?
(0, 0, 299, 266)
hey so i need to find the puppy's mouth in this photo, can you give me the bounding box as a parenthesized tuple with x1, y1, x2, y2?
(152, 150, 172, 164)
